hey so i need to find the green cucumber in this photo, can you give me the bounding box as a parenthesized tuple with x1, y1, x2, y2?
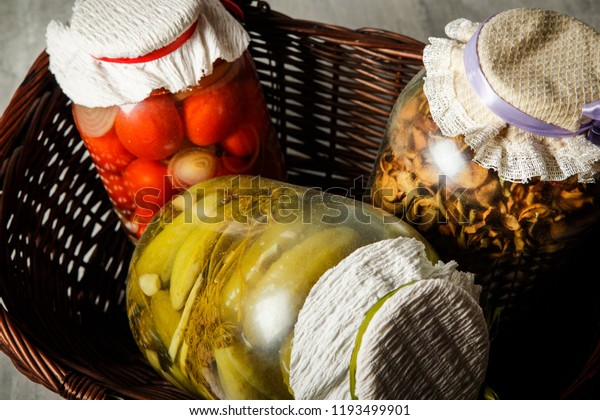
(243, 227, 359, 350)
(135, 193, 220, 284)
(150, 290, 182, 349)
(169, 220, 225, 310)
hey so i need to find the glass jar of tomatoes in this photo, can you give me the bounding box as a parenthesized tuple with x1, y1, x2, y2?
(72, 53, 284, 238)
(47, 0, 285, 239)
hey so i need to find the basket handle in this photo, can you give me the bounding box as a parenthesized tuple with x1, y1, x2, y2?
(0, 310, 68, 397)
(0, 52, 53, 161)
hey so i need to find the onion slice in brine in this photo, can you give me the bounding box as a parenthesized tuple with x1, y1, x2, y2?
(168, 148, 219, 189)
(73, 104, 118, 138)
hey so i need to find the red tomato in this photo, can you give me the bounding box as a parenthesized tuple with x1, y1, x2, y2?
(98, 171, 135, 210)
(238, 77, 272, 140)
(123, 159, 175, 215)
(220, 155, 246, 175)
(182, 83, 243, 146)
(237, 56, 269, 113)
(115, 95, 184, 160)
(220, 153, 260, 176)
(222, 124, 259, 157)
(172, 60, 235, 103)
(130, 207, 156, 238)
(83, 129, 135, 173)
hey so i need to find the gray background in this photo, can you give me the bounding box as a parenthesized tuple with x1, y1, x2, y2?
(1, 0, 599, 399)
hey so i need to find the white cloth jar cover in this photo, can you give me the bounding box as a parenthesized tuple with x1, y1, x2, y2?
(46, 0, 250, 108)
(423, 8, 600, 183)
(289, 237, 487, 400)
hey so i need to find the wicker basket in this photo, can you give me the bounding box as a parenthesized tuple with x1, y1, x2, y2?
(0, 0, 597, 399)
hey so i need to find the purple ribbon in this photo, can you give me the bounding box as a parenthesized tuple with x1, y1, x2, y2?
(464, 17, 600, 146)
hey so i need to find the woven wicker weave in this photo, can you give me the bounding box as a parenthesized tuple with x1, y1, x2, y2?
(0, 0, 597, 400)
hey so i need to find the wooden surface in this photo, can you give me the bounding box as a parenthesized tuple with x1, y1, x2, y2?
(0, 0, 599, 400)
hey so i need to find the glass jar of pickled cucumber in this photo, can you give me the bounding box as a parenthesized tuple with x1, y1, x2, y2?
(126, 176, 489, 400)
(47, 0, 285, 239)
(370, 9, 600, 398)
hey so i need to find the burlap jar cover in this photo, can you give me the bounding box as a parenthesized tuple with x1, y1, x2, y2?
(424, 8, 600, 183)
